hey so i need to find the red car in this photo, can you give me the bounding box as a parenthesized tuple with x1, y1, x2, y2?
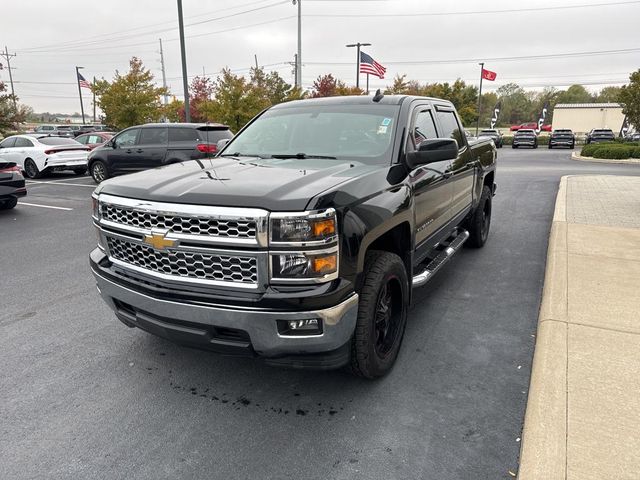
(510, 123, 552, 132)
(74, 131, 114, 150)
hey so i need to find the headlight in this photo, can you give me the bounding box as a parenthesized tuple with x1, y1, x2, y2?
(92, 193, 100, 220)
(270, 209, 337, 245)
(271, 248, 338, 283)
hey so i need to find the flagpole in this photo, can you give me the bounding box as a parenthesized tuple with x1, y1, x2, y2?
(75, 66, 86, 124)
(92, 76, 96, 123)
(366, 74, 369, 94)
(346, 42, 370, 90)
(476, 62, 484, 137)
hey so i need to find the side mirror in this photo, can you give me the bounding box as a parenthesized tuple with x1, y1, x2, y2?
(406, 138, 458, 169)
(216, 138, 230, 152)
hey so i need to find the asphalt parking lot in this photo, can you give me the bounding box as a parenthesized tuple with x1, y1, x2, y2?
(2, 149, 639, 480)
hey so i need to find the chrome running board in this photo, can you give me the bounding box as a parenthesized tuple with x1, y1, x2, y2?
(412, 229, 470, 288)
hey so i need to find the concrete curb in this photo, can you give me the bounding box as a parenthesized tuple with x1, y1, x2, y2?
(571, 151, 640, 165)
(518, 177, 570, 480)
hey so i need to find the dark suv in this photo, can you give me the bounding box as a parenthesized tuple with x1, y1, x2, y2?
(548, 129, 575, 149)
(586, 129, 615, 144)
(88, 123, 233, 183)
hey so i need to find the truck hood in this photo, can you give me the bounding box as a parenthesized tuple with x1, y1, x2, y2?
(96, 156, 381, 211)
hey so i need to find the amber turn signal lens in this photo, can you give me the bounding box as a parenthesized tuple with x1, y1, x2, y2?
(312, 254, 337, 274)
(311, 218, 336, 238)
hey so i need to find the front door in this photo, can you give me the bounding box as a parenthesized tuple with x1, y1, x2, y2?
(408, 106, 454, 263)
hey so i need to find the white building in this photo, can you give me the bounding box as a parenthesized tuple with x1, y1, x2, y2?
(552, 103, 625, 134)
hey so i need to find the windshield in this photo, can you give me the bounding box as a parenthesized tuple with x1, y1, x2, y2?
(222, 104, 400, 164)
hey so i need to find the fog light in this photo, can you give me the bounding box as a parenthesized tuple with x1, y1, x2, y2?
(277, 318, 323, 336)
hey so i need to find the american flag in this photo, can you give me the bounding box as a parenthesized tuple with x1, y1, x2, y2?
(77, 71, 92, 89)
(359, 51, 386, 79)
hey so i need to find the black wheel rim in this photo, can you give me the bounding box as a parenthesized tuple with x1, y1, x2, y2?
(25, 161, 37, 178)
(374, 277, 401, 358)
(93, 163, 105, 182)
(481, 199, 491, 241)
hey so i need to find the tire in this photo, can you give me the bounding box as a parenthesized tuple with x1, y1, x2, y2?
(571, 143, 575, 149)
(548, 144, 553, 149)
(23, 158, 40, 179)
(533, 144, 538, 149)
(90, 161, 109, 184)
(512, 145, 517, 149)
(349, 251, 409, 379)
(73, 168, 87, 175)
(465, 185, 492, 248)
(0, 198, 18, 210)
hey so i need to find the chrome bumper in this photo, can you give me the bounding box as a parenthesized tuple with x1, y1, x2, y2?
(91, 264, 359, 357)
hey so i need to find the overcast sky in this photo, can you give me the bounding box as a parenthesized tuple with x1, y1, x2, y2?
(1, 0, 639, 114)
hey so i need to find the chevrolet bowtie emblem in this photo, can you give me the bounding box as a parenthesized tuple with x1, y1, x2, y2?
(143, 230, 177, 251)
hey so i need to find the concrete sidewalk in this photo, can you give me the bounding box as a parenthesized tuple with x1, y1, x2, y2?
(519, 175, 640, 480)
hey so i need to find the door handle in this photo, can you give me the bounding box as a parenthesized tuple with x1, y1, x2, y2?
(136, 149, 143, 153)
(126, 149, 132, 154)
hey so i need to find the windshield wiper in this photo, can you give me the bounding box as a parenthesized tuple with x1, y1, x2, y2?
(270, 153, 337, 160)
(219, 152, 267, 158)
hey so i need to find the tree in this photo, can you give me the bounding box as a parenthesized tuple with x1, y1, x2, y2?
(619, 69, 640, 131)
(555, 84, 593, 104)
(596, 86, 622, 103)
(384, 74, 410, 94)
(311, 74, 339, 97)
(496, 83, 531, 126)
(0, 82, 29, 134)
(93, 57, 168, 129)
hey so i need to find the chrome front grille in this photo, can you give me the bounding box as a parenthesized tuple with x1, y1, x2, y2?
(102, 203, 257, 239)
(106, 237, 258, 284)
(96, 194, 269, 290)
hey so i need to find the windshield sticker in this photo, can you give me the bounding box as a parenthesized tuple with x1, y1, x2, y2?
(377, 126, 388, 134)
(381, 118, 392, 126)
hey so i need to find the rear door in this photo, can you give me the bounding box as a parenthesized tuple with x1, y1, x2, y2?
(132, 127, 168, 169)
(407, 105, 454, 261)
(435, 107, 476, 219)
(0, 137, 17, 163)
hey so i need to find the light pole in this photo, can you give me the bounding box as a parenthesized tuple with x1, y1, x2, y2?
(75, 66, 86, 124)
(346, 42, 370, 89)
(177, 0, 190, 122)
(293, 0, 302, 88)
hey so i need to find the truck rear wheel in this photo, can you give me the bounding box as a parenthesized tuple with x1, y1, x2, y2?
(465, 185, 492, 248)
(349, 251, 408, 379)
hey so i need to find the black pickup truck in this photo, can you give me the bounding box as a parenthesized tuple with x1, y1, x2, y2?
(90, 94, 497, 378)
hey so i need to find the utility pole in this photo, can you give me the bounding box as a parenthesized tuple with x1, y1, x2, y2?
(476, 62, 484, 137)
(292, 53, 298, 88)
(254, 54, 259, 70)
(293, 0, 302, 88)
(75, 66, 86, 124)
(177, 0, 190, 122)
(159, 38, 168, 106)
(1, 46, 17, 110)
(345, 42, 371, 89)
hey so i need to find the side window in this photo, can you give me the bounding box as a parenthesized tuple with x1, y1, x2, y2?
(76, 135, 88, 144)
(138, 127, 168, 145)
(409, 109, 438, 150)
(14, 138, 34, 148)
(436, 111, 464, 149)
(89, 135, 103, 144)
(114, 128, 140, 148)
(168, 128, 198, 142)
(0, 137, 17, 148)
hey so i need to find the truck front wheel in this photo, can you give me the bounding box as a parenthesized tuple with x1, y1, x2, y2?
(349, 251, 409, 379)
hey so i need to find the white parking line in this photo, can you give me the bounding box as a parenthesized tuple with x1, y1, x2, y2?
(18, 202, 73, 211)
(25, 180, 95, 188)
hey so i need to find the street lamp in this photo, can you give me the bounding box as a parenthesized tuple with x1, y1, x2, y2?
(346, 42, 371, 89)
(177, 0, 190, 122)
(293, 0, 302, 88)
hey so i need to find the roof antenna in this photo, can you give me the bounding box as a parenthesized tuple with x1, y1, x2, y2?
(372, 89, 384, 103)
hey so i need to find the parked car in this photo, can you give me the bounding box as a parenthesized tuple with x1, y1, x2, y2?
(586, 128, 616, 144)
(548, 129, 575, 149)
(478, 129, 503, 148)
(625, 132, 640, 142)
(51, 125, 75, 138)
(90, 94, 497, 378)
(87, 123, 233, 183)
(0, 135, 90, 178)
(32, 125, 57, 134)
(75, 132, 114, 150)
(0, 161, 26, 210)
(512, 129, 538, 148)
(510, 123, 551, 132)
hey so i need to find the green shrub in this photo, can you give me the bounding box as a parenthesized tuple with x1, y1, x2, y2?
(580, 144, 600, 157)
(631, 148, 640, 159)
(591, 146, 635, 159)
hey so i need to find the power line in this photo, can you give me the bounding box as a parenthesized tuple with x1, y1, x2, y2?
(307, 0, 640, 17)
(306, 47, 640, 66)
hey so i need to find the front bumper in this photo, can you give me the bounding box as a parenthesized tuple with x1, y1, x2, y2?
(90, 251, 359, 366)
